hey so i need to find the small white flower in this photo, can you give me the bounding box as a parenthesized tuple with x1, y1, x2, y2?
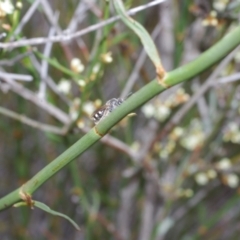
(202, 11, 219, 27)
(141, 103, 155, 118)
(226, 174, 239, 188)
(195, 172, 209, 185)
(170, 127, 184, 140)
(207, 169, 217, 179)
(223, 122, 240, 143)
(92, 63, 100, 74)
(94, 99, 102, 108)
(213, 0, 229, 12)
(166, 140, 176, 153)
(180, 119, 205, 151)
(154, 104, 171, 122)
(231, 132, 240, 144)
(16, 1, 22, 8)
(70, 110, 78, 121)
(101, 52, 113, 63)
(217, 158, 232, 170)
(77, 119, 85, 129)
(82, 101, 95, 116)
(77, 79, 86, 87)
(0, 0, 14, 16)
(70, 58, 84, 73)
(181, 133, 204, 151)
(57, 80, 71, 94)
(69, 98, 80, 120)
(159, 149, 169, 159)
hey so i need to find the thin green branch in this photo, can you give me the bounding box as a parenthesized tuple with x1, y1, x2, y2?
(0, 25, 239, 211)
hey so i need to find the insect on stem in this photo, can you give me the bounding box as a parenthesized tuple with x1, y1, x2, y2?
(91, 93, 132, 125)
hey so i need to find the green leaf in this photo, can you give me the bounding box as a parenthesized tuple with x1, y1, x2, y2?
(34, 50, 81, 78)
(113, 0, 164, 76)
(34, 201, 81, 231)
(14, 201, 28, 207)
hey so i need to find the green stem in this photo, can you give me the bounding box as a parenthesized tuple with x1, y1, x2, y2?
(0, 25, 240, 211)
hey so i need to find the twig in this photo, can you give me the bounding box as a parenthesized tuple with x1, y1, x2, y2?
(1, 70, 71, 124)
(38, 12, 59, 100)
(138, 181, 157, 240)
(96, 212, 124, 240)
(213, 72, 240, 85)
(0, 51, 33, 66)
(84, 0, 102, 18)
(67, 1, 89, 32)
(65, 1, 89, 58)
(192, 79, 212, 134)
(0, 72, 33, 82)
(40, 0, 62, 34)
(29, 54, 71, 105)
(0, 0, 166, 49)
(13, 0, 42, 37)
(117, 180, 139, 240)
(0, 106, 67, 135)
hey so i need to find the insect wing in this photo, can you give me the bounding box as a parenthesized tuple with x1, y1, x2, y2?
(106, 98, 123, 112)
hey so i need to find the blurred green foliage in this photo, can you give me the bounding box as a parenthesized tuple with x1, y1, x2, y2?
(1, 0, 240, 239)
